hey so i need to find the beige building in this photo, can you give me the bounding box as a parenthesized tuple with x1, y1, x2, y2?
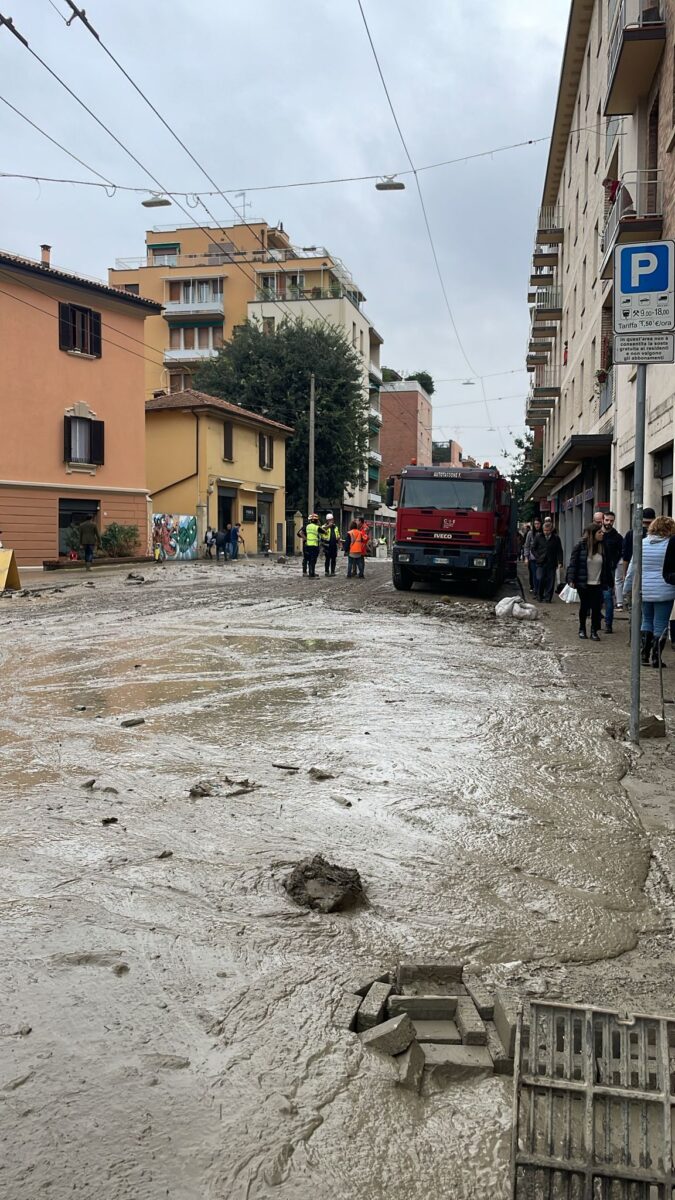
(109, 220, 384, 515)
(526, 0, 672, 551)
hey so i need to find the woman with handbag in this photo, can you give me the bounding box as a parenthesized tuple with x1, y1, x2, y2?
(566, 523, 612, 641)
(624, 516, 675, 668)
(524, 517, 542, 594)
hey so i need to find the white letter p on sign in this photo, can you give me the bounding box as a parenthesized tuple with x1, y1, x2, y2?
(631, 252, 659, 288)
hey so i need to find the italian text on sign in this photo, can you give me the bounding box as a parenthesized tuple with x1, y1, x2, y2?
(614, 332, 675, 365)
(613, 241, 675, 335)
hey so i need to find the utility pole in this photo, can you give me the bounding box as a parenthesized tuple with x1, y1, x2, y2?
(629, 362, 647, 744)
(308, 373, 315, 517)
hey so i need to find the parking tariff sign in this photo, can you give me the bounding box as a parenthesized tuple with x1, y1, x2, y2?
(614, 241, 675, 334)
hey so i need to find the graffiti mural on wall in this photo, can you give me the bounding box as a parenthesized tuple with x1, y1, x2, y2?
(152, 514, 198, 561)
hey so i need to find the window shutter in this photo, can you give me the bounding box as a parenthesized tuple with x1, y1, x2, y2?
(91, 420, 105, 465)
(59, 303, 73, 350)
(269, 436, 274, 469)
(223, 421, 233, 460)
(90, 311, 102, 357)
(259, 433, 265, 469)
(63, 415, 73, 462)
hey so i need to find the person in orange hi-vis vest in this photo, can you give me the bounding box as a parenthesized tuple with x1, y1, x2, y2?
(347, 521, 368, 579)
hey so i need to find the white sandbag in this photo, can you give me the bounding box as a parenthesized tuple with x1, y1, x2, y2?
(512, 601, 539, 620)
(495, 596, 518, 618)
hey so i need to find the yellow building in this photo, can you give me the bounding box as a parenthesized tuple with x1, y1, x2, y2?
(109, 218, 384, 513)
(145, 389, 292, 553)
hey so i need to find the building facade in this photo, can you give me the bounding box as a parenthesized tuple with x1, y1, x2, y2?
(0, 247, 161, 566)
(145, 390, 291, 554)
(379, 380, 433, 479)
(526, 0, 673, 554)
(109, 220, 384, 516)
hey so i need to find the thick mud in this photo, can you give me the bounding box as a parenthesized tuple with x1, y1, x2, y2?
(0, 559, 662, 1199)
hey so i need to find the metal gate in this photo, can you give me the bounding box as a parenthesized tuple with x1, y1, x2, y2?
(511, 1000, 675, 1198)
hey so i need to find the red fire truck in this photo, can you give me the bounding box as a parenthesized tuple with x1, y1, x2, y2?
(386, 464, 518, 594)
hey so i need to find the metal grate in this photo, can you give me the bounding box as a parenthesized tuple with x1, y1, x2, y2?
(512, 1000, 675, 1199)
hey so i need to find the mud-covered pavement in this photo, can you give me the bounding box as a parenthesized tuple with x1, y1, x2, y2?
(1, 557, 675, 1199)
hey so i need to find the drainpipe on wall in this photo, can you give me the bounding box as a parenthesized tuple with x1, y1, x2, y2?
(194, 412, 207, 556)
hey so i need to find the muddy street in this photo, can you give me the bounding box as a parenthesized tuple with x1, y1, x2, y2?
(1, 557, 674, 1200)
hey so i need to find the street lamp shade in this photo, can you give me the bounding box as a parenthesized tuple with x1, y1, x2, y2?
(141, 193, 172, 208)
(375, 176, 405, 191)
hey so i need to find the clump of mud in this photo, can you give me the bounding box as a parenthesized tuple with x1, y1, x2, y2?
(283, 853, 366, 913)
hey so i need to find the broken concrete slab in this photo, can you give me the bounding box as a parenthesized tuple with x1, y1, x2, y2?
(639, 714, 666, 739)
(360, 1013, 415, 1056)
(494, 987, 519, 1058)
(423, 1043, 493, 1079)
(388, 995, 457, 1021)
(356, 982, 393, 1032)
(485, 1021, 514, 1076)
(120, 717, 145, 728)
(396, 961, 463, 989)
(283, 854, 365, 913)
(412, 1020, 461, 1044)
(455, 997, 487, 1045)
(346, 971, 391, 998)
(333, 992, 363, 1033)
(396, 1040, 426, 1093)
(463, 973, 494, 1020)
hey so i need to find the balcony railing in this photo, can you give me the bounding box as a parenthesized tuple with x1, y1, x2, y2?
(163, 298, 224, 317)
(252, 286, 363, 311)
(368, 449, 383, 464)
(536, 206, 564, 241)
(601, 169, 663, 260)
(367, 491, 382, 506)
(608, 0, 663, 84)
(532, 367, 561, 393)
(114, 245, 338, 271)
(531, 287, 563, 313)
(163, 347, 219, 363)
(368, 406, 383, 425)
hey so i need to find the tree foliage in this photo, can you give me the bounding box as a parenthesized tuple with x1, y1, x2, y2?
(381, 366, 402, 382)
(194, 319, 369, 512)
(404, 371, 435, 396)
(505, 433, 542, 523)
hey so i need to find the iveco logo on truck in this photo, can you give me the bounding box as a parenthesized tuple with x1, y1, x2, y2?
(433, 533, 454, 539)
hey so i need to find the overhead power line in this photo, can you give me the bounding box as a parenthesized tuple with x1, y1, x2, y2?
(0, 94, 114, 186)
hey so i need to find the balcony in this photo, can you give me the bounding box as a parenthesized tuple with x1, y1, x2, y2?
(527, 353, 548, 371)
(532, 245, 559, 269)
(163, 297, 224, 318)
(531, 318, 558, 340)
(605, 0, 665, 116)
(253, 286, 363, 311)
(600, 169, 663, 277)
(369, 364, 382, 385)
(367, 491, 382, 506)
(163, 347, 219, 363)
(368, 406, 383, 425)
(531, 287, 563, 321)
(368, 449, 383, 464)
(529, 269, 555, 288)
(529, 337, 553, 353)
(536, 206, 564, 244)
(532, 367, 561, 397)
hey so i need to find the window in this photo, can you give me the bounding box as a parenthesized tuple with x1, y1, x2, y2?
(595, 105, 602, 165)
(262, 316, 275, 336)
(259, 273, 276, 297)
(168, 325, 222, 352)
(399, 478, 495, 510)
(585, 46, 591, 107)
(169, 372, 189, 393)
(574, 191, 579, 241)
(583, 154, 589, 209)
(183, 327, 195, 350)
(58, 303, 102, 357)
(576, 96, 581, 149)
(223, 421, 233, 461)
(359, 329, 364, 355)
(590, 337, 596, 380)
(287, 272, 305, 293)
(64, 414, 104, 465)
(581, 257, 587, 309)
(150, 245, 178, 266)
(593, 221, 599, 280)
(259, 432, 274, 470)
(352, 322, 357, 346)
(597, 0, 602, 51)
(579, 361, 584, 415)
(124, 283, 139, 295)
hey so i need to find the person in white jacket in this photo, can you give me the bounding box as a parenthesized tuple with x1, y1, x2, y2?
(624, 515, 675, 668)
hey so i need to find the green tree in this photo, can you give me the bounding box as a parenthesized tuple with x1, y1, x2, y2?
(194, 319, 368, 512)
(506, 433, 542, 523)
(381, 366, 402, 382)
(404, 371, 435, 395)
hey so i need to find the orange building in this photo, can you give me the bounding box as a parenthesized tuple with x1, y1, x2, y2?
(0, 246, 161, 566)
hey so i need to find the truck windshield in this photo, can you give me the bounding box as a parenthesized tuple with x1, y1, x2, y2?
(400, 478, 495, 510)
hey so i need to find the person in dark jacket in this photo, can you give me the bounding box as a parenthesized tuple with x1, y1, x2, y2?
(621, 507, 656, 574)
(531, 517, 564, 602)
(524, 517, 542, 593)
(78, 514, 100, 570)
(567, 523, 613, 641)
(600, 512, 623, 633)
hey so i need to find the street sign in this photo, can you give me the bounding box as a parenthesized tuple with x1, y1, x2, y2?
(614, 332, 675, 364)
(613, 241, 675, 334)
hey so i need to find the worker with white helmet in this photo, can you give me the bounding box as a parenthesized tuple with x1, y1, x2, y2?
(319, 512, 342, 576)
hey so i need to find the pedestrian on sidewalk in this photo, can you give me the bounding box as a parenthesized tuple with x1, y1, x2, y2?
(600, 511, 623, 632)
(303, 513, 321, 577)
(524, 517, 542, 593)
(621, 507, 656, 582)
(624, 515, 675, 669)
(531, 517, 563, 602)
(78, 512, 101, 570)
(230, 523, 243, 561)
(204, 527, 215, 559)
(320, 512, 341, 576)
(567, 522, 612, 641)
(215, 527, 229, 562)
(346, 521, 366, 578)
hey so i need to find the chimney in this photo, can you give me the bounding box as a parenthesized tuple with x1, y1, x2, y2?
(40, 244, 51, 268)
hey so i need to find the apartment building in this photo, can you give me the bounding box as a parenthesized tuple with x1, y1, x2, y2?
(0, 246, 161, 565)
(379, 380, 433, 479)
(526, 0, 673, 552)
(110, 219, 384, 514)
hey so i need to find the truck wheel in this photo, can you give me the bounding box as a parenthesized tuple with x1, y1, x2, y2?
(477, 575, 498, 599)
(393, 564, 413, 591)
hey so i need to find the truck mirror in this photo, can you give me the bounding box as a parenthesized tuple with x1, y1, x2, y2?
(385, 483, 394, 507)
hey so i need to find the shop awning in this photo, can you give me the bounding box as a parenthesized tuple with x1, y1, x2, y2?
(526, 433, 613, 501)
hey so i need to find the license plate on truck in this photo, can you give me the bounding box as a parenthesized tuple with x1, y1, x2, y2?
(432, 556, 450, 564)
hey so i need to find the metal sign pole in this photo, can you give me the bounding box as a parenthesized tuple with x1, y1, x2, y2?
(308, 372, 315, 517)
(629, 362, 647, 744)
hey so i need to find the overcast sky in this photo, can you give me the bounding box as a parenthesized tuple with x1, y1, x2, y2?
(1, 0, 570, 467)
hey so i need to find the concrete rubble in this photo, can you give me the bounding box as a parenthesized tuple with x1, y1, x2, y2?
(334, 961, 516, 1094)
(283, 853, 366, 913)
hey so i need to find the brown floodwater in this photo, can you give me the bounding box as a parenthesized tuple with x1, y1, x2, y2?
(0, 562, 653, 1199)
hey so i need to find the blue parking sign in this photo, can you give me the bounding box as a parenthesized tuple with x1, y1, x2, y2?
(619, 243, 670, 294)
